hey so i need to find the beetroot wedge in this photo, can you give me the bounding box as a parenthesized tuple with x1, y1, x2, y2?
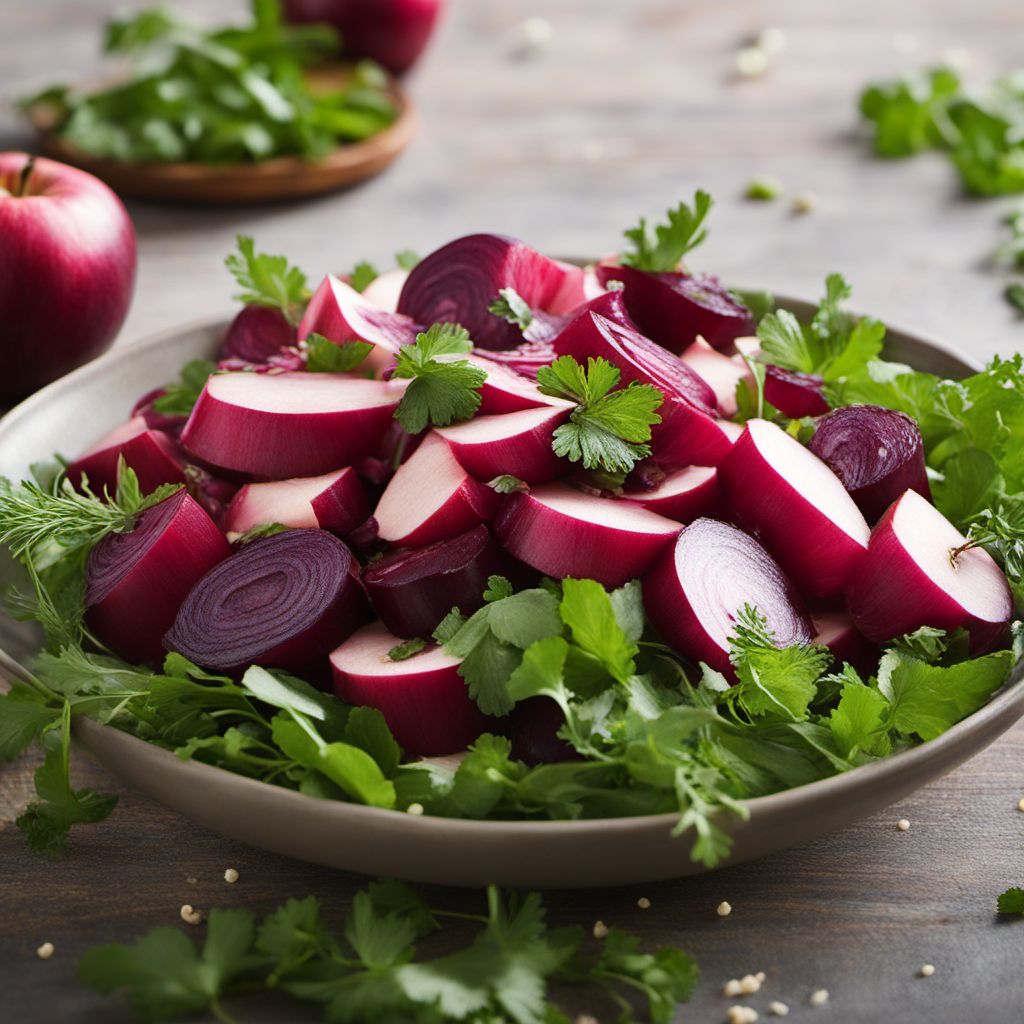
(643, 517, 812, 677)
(494, 482, 680, 588)
(553, 311, 733, 468)
(808, 405, 931, 524)
(86, 490, 230, 664)
(811, 612, 879, 674)
(299, 274, 422, 376)
(436, 405, 571, 484)
(595, 262, 755, 353)
(468, 354, 572, 416)
(68, 416, 186, 497)
(719, 419, 870, 600)
(181, 372, 403, 480)
(476, 339, 557, 380)
(223, 467, 368, 541)
(221, 305, 296, 364)
(331, 622, 489, 756)
(625, 465, 722, 523)
(364, 525, 517, 638)
(397, 234, 585, 349)
(165, 529, 369, 676)
(374, 432, 499, 547)
(680, 338, 752, 417)
(764, 366, 830, 418)
(846, 489, 1012, 653)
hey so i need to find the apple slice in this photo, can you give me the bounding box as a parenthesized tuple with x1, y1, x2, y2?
(299, 273, 421, 375)
(846, 489, 1012, 653)
(625, 465, 722, 523)
(86, 490, 230, 664)
(494, 482, 680, 588)
(435, 405, 570, 484)
(361, 268, 409, 312)
(374, 433, 499, 547)
(364, 525, 519, 638)
(331, 621, 489, 756)
(643, 517, 812, 677)
(763, 366, 829, 418)
(719, 419, 870, 599)
(811, 611, 878, 674)
(68, 415, 186, 497)
(680, 337, 751, 416)
(223, 467, 368, 541)
(553, 312, 733, 468)
(181, 372, 403, 480)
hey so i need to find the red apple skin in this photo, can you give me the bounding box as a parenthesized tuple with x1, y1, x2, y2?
(282, 0, 444, 76)
(0, 153, 136, 400)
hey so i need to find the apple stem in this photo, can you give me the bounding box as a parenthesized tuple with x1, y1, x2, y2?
(15, 156, 36, 198)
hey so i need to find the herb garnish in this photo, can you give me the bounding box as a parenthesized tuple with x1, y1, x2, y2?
(225, 234, 310, 326)
(620, 190, 713, 272)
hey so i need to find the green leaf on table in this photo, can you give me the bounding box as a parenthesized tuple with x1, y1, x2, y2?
(997, 887, 1024, 915)
(859, 65, 962, 156)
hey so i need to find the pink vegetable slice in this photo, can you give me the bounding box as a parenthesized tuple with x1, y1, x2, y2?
(374, 432, 499, 547)
(181, 372, 403, 480)
(361, 268, 409, 312)
(221, 305, 296, 364)
(845, 489, 1012, 653)
(680, 337, 751, 417)
(718, 419, 870, 600)
(811, 611, 878, 674)
(475, 339, 557, 380)
(494, 482, 680, 588)
(435, 405, 571, 484)
(763, 366, 830, 418)
(643, 517, 812, 677)
(331, 621, 489, 756)
(553, 311, 732, 468)
(624, 465, 722, 523)
(165, 528, 369, 676)
(807, 405, 931, 524)
(67, 416, 186, 497)
(363, 525, 517, 638)
(467, 354, 571, 415)
(595, 262, 755, 353)
(397, 234, 585, 349)
(86, 490, 229, 664)
(223, 467, 368, 541)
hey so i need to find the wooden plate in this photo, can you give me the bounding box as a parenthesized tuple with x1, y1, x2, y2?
(0, 302, 1021, 887)
(27, 65, 417, 204)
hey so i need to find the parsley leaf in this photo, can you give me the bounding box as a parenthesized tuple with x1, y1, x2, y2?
(488, 474, 529, 494)
(304, 332, 373, 373)
(349, 260, 379, 293)
(859, 65, 962, 156)
(395, 249, 421, 271)
(391, 323, 487, 434)
(489, 287, 534, 330)
(152, 360, 216, 417)
(387, 638, 427, 661)
(536, 356, 663, 476)
(997, 887, 1024, 915)
(620, 190, 713, 271)
(225, 235, 310, 325)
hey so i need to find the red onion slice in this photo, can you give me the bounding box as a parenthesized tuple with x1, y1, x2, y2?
(624, 465, 722, 523)
(808, 405, 931, 524)
(68, 416, 186, 497)
(221, 305, 296, 364)
(86, 490, 230, 664)
(764, 366, 830, 418)
(165, 528, 369, 676)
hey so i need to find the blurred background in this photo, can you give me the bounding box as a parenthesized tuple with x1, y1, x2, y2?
(4, 0, 1024, 358)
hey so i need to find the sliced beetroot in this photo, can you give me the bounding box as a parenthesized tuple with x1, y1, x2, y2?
(184, 465, 239, 527)
(680, 337, 751, 417)
(361, 268, 409, 312)
(624, 465, 722, 523)
(67, 416, 187, 497)
(436, 405, 571, 484)
(595, 262, 754, 353)
(764, 366, 830, 418)
(374, 432, 499, 548)
(131, 388, 187, 436)
(221, 305, 296, 364)
(808, 405, 931, 524)
(811, 612, 879, 675)
(299, 274, 422, 376)
(223, 467, 368, 541)
(165, 528, 369, 676)
(719, 419, 870, 600)
(643, 517, 812, 677)
(509, 697, 580, 766)
(846, 489, 1012, 654)
(397, 234, 585, 350)
(553, 311, 733, 468)
(331, 621, 489, 756)
(467, 354, 572, 416)
(364, 525, 517, 638)
(476, 338, 557, 380)
(86, 490, 230, 664)
(181, 372, 403, 480)
(494, 482, 680, 588)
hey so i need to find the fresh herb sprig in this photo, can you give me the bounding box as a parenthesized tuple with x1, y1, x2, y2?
(620, 190, 713, 272)
(304, 333, 373, 373)
(536, 356, 663, 478)
(489, 287, 535, 331)
(225, 234, 310, 325)
(152, 359, 217, 417)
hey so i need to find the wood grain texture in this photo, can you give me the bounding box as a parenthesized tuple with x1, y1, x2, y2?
(3, 0, 1024, 1021)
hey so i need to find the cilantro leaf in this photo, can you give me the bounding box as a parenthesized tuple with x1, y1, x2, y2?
(152, 359, 216, 417)
(225, 235, 310, 325)
(305, 333, 373, 373)
(0, 684, 58, 761)
(829, 680, 892, 758)
(349, 260, 379, 293)
(560, 578, 637, 684)
(388, 638, 427, 661)
(997, 887, 1024, 915)
(489, 287, 534, 330)
(621, 190, 713, 272)
(256, 896, 336, 981)
(859, 65, 961, 156)
(391, 323, 487, 434)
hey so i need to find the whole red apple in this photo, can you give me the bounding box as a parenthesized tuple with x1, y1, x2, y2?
(283, 0, 444, 76)
(0, 152, 137, 401)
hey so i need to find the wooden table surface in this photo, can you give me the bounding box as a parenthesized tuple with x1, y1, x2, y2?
(3, 1, 1024, 1021)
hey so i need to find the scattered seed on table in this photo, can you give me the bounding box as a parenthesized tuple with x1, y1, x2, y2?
(727, 1006, 759, 1024)
(36, 942, 54, 960)
(723, 979, 743, 997)
(180, 904, 204, 926)
(637, 897, 651, 909)
(735, 46, 769, 78)
(897, 819, 911, 832)
(1017, 797, 1024, 812)
(920, 964, 936, 977)
(592, 920, 609, 939)
(739, 973, 764, 994)
(718, 900, 733, 917)
(407, 802, 425, 816)
(792, 192, 819, 215)
(769, 1001, 790, 1017)
(809, 988, 830, 1007)
(756, 27, 787, 54)
(224, 867, 239, 884)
